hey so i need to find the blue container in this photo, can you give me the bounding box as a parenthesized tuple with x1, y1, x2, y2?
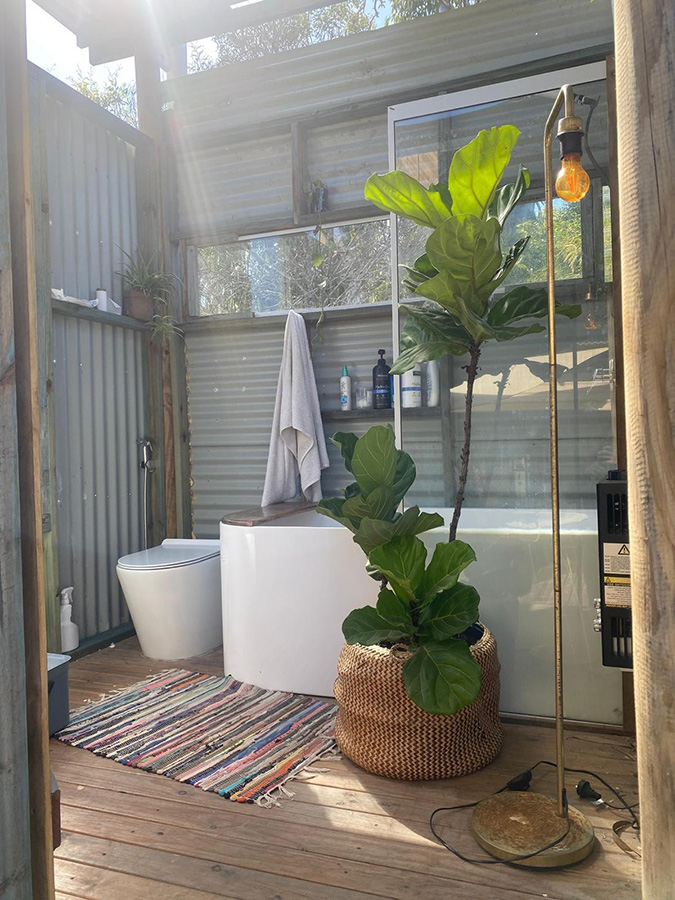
(47, 653, 71, 736)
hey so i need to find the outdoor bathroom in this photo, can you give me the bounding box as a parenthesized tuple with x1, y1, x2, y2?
(1, 0, 673, 898)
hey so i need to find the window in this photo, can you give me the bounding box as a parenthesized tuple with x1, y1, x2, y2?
(194, 219, 391, 316)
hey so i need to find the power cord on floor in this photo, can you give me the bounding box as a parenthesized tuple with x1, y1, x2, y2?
(429, 760, 639, 865)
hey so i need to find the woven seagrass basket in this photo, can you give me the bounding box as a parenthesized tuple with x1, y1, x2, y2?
(334, 624, 502, 780)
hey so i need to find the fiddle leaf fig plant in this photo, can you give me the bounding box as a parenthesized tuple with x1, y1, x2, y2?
(343, 534, 482, 715)
(319, 426, 482, 716)
(317, 426, 443, 554)
(365, 125, 582, 540)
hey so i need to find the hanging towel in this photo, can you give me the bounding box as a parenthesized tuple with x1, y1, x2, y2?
(261, 311, 329, 507)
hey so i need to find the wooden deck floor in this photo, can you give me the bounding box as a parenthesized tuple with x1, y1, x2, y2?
(51, 637, 641, 900)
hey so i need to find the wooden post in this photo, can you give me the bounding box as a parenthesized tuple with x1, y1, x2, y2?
(0, 44, 34, 900)
(614, 0, 675, 891)
(135, 45, 178, 539)
(3, 0, 55, 895)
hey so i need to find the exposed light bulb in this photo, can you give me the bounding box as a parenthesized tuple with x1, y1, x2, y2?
(555, 153, 590, 202)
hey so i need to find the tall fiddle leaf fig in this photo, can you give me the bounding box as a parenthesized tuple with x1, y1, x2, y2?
(365, 125, 581, 539)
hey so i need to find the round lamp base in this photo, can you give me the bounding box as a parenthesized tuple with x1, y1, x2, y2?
(471, 792, 595, 868)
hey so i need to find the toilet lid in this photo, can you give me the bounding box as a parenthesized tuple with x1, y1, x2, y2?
(117, 543, 220, 571)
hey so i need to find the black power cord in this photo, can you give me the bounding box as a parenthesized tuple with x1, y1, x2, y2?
(429, 760, 639, 866)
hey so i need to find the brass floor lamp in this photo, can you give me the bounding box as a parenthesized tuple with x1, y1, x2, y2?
(470, 85, 596, 867)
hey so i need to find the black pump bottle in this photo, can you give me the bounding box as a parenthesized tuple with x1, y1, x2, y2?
(372, 349, 391, 409)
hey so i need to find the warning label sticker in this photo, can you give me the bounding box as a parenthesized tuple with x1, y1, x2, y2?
(603, 542, 631, 576)
(604, 575, 631, 608)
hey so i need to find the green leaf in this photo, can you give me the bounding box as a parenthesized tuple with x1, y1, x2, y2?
(415, 272, 493, 344)
(488, 285, 581, 328)
(351, 426, 398, 496)
(342, 606, 410, 646)
(392, 450, 416, 505)
(364, 171, 451, 228)
(343, 485, 395, 523)
(344, 481, 361, 500)
(489, 165, 531, 225)
(369, 535, 427, 603)
(391, 340, 461, 375)
(448, 125, 520, 219)
(315, 497, 357, 532)
(331, 432, 358, 474)
(420, 540, 477, 601)
(376, 588, 414, 633)
(354, 507, 443, 554)
(402, 640, 482, 715)
(400, 303, 472, 353)
(426, 216, 503, 313)
(482, 236, 530, 297)
(418, 584, 480, 641)
(491, 322, 547, 341)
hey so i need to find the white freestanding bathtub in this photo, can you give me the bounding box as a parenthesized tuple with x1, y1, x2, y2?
(220, 505, 622, 724)
(220, 510, 378, 696)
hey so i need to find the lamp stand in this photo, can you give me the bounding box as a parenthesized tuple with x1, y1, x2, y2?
(470, 85, 595, 868)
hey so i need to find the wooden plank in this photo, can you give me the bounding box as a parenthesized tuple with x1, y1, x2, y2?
(57, 796, 637, 900)
(56, 833, 387, 900)
(0, 35, 34, 900)
(49, 641, 641, 899)
(3, 1, 55, 895)
(614, 0, 675, 894)
(55, 858, 226, 900)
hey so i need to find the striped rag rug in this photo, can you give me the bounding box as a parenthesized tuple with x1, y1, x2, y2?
(57, 669, 337, 805)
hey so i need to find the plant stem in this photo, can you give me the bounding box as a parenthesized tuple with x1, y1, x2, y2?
(449, 344, 481, 542)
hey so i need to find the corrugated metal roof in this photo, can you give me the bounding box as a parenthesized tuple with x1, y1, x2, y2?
(165, 0, 613, 139)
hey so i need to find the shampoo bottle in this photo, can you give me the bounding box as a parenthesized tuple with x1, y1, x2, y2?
(60, 586, 79, 653)
(339, 365, 352, 411)
(425, 359, 441, 407)
(372, 350, 391, 409)
(401, 363, 422, 408)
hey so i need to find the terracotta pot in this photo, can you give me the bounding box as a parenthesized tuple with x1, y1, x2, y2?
(334, 623, 503, 780)
(124, 290, 155, 321)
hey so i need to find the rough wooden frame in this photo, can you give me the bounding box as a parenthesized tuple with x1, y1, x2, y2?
(615, 0, 675, 891)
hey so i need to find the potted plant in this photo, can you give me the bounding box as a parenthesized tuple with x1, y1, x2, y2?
(118, 249, 176, 322)
(317, 125, 581, 780)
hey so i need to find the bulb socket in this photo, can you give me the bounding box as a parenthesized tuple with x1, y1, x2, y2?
(557, 128, 584, 160)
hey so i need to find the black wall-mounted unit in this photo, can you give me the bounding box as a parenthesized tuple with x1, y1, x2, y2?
(596, 471, 632, 669)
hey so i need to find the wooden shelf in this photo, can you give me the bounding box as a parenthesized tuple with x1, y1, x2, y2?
(322, 406, 440, 421)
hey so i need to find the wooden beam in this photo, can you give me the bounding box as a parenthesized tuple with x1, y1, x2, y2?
(79, 0, 346, 66)
(3, 0, 55, 895)
(614, 0, 675, 892)
(0, 43, 34, 900)
(135, 46, 178, 539)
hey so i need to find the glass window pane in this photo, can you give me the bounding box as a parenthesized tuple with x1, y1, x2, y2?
(196, 220, 391, 316)
(393, 78, 615, 512)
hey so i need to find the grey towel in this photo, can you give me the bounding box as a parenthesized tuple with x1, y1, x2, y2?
(261, 311, 329, 507)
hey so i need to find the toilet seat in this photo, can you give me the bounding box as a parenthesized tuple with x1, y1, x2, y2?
(118, 540, 219, 571)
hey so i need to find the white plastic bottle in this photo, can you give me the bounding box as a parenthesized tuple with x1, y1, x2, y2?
(340, 365, 352, 411)
(425, 360, 441, 408)
(60, 586, 80, 653)
(401, 363, 422, 408)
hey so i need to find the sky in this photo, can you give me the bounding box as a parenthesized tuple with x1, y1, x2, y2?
(26, 0, 137, 86)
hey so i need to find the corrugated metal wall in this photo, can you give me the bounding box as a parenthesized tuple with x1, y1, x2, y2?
(165, 0, 613, 236)
(52, 311, 146, 640)
(186, 308, 397, 536)
(187, 306, 613, 533)
(40, 70, 138, 306)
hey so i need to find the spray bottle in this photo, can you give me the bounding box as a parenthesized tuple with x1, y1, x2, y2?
(60, 587, 80, 653)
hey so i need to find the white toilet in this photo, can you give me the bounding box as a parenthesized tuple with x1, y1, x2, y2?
(117, 539, 222, 660)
